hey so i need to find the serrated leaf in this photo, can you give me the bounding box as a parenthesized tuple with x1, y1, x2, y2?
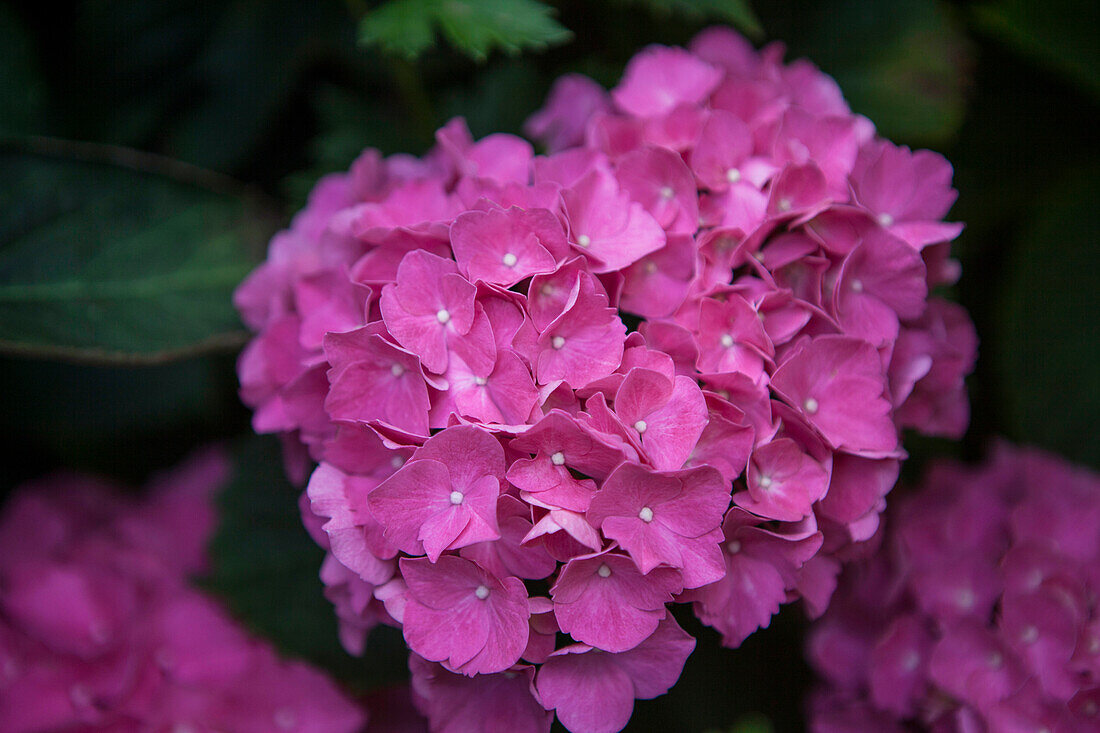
(0, 139, 269, 363)
(359, 0, 572, 62)
(626, 0, 763, 39)
(204, 436, 410, 690)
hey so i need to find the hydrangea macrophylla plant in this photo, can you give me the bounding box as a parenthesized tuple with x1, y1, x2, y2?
(235, 26, 976, 733)
(807, 444, 1100, 733)
(0, 449, 366, 733)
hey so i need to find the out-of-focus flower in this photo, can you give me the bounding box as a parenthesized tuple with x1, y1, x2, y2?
(0, 449, 366, 733)
(807, 444, 1100, 732)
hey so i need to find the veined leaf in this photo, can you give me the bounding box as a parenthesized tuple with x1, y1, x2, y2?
(359, 0, 572, 62)
(0, 138, 270, 363)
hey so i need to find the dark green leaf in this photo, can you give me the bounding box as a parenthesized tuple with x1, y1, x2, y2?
(359, 0, 572, 62)
(205, 436, 410, 690)
(993, 169, 1100, 469)
(0, 6, 47, 135)
(68, 0, 346, 171)
(625, 0, 763, 40)
(440, 60, 544, 139)
(0, 139, 269, 362)
(972, 0, 1100, 100)
(773, 0, 971, 146)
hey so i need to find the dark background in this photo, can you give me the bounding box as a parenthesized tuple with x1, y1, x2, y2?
(0, 1, 1097, 730)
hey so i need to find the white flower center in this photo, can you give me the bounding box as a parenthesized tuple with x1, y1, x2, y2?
(391, 455, 405, 468)
(551, 335, 566, 350)
(778, 198, 792, 212)
(803, 397, 819, 414)
(956, 588, 975, 610)
(727, 540, 741, 554)
(1090, 636, 1100, 654)
(597, 564, 612, 578)
(633, 420, 647, 434)
(850, 279, 863, 293)
(551, 451, 566, 466)
(638, 506, 654, 523)
(1021, 626, 1038, 644)
(436, 308, 451, 324)
(645, 260, 658, 274)
(1083, 700, 1098, 717)
(576, 234, 591, 248)
(720, 333, 734, 348)
(902, 651, 920, 672)
(474, 376, 487, 386)
(987, 651, 1003, 669)
(391, 363, 405, 377)
(449, 490, 464, 505)
(474, 585, 490, 600)
(758, 475, 773, 489)
(502, 252, 518, 267)
(877, 212, 894, 227)
(726, 168, 742, 183)
(659, 186, 675, 200)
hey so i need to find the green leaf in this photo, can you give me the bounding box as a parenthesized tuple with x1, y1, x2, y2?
(205, 436, 410, 690)
(786, 0, 970, 146)
(441, 59, 544, 139)
(0, 138, 270, 363)
(625, 0, 763, 40)
(0, 5, 47, 135)
(972, 0, 1100, 100)
(992, 169, 1100, 469)
(359, 0, 572, 62)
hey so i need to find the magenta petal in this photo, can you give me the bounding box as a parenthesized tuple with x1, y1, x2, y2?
(410, 656, 551, 733)
(537, 648, 636, 733)
(450, 207, 561, 286)
(401, 556, 529, 675)
(551, 553, 681, 652)
(367, 459, 451, 556)
(613, 613, 696, 699)
(770, 336, 897, 454)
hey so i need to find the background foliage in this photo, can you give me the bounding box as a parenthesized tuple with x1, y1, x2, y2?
(1, 1, 1096, 730)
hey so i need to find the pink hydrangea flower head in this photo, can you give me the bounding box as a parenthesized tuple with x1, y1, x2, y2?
(234, 25, 976, 732)
(0, 450, 366, 732)
(808, 444, 1100, 731)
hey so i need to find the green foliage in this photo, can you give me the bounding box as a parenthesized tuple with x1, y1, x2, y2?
(205, 436, 410, 690)
(0, 140, 267, 362)
(973, 0, 1100, 100)
(992, 169, 1100, 469)
(68, 0, 347, 171)
(624, 0, 763, 40)
(703, 712, 774, 733)
(770, 0, 970, 146)
(359, 0, 572, 61)
(0, 6, 47, 135)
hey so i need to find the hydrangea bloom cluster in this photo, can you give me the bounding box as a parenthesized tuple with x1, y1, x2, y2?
(235, 27, 975, 733)
(808, 444, 1100, 732)
(0, 449, 365, 733)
